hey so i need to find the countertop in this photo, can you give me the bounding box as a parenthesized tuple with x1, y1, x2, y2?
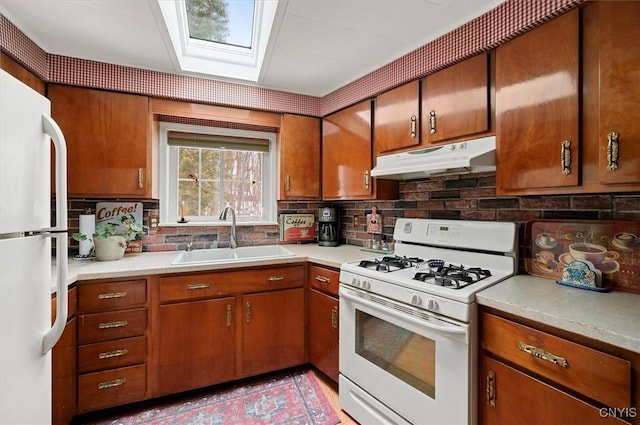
(55, 244, 639, 354)
(476, 274, 640, 353)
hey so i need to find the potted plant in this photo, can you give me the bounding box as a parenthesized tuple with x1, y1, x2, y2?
(73, 214, 146, 261)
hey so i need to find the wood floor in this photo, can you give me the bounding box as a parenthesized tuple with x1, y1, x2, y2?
(310, 367, 360, 425)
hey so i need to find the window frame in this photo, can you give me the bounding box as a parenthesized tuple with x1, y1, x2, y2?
(158, 122, 277, 226)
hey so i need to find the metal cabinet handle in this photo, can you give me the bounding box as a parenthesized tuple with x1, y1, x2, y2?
(315, 275, 331, 284)
(97, 378, 127, 390)
(226, 304, 232, 327)
(410, 115, 417, 138)
(98, 320, 128, 329)
(607, 131, 619, 171)
(364, 170, 370, 189)
(138, 168, 144, 189)
(429, 110, 436, 134)
(561, 140, 571, 175)
(331, 306, 338, 329)
(517, 341, 568, 367)
(187, 283, 211, 290)
(285, 174, 291, 191)
(486, 370, 496, 407)
(98, 349, 128, 359)
(98, 291, 127, 300)
(266, 275, 284, 282)
(246, 302, 252, 323)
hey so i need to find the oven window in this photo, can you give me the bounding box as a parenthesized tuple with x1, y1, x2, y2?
(355, 310, 436, 398)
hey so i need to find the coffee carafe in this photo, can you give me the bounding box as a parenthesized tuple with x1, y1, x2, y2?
(318, 207, 339, 247)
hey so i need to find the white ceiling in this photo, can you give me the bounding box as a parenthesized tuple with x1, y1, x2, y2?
(0, 0, 504, 97)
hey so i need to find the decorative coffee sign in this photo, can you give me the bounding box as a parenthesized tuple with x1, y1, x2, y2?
(280, 214, 315, 242)
(525, 220, 640, 293)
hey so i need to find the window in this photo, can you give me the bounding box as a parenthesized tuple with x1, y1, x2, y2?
(159, 122, 277, 225)
(186, 0, 255, 49)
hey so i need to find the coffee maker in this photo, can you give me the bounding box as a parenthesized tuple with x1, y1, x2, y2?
(318, 206, 339, 247)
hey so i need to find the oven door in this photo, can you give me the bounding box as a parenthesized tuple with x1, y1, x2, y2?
(339, 284, 473, 425)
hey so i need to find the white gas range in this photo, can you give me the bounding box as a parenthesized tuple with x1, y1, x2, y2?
(339, 218, 518, 425)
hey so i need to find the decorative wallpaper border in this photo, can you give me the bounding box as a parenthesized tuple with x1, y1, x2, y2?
(1, 0, 584, 116)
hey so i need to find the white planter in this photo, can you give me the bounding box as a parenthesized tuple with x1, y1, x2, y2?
(94, 236, 127, 261)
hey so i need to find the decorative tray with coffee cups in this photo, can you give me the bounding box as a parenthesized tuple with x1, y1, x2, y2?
(524, 220, 640, 294)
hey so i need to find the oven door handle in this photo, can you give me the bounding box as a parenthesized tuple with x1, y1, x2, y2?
(340, 288, 467, 336)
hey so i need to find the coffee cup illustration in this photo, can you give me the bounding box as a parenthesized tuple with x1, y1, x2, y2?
(568, 243, 619, 265)
(613, 232, 637, 248)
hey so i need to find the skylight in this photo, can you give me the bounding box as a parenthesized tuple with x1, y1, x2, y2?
(157, 0, 279, 83)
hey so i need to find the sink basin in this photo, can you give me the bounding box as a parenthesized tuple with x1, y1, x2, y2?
(172, 245, 295, 265)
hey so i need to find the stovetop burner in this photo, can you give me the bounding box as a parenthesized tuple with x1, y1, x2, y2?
(358, 255, 425, 272)
(414, 264, 492, 289)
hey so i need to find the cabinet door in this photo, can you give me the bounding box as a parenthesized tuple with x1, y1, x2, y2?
(422, 53, 490, 144)
(157, 297, 235, 395)
(322, 100, 374, 199)
(598, 1, 640, 185)
(242, 288, 305, 376)
(374, 81, 420, 154)
(279, 114, 321, 200)
(49, 85, 150, 198)
(308, 289, 339, 382)
(495, 10, 580, 192)
(480, 356, 628, 425)
(52, 317, 76, 425)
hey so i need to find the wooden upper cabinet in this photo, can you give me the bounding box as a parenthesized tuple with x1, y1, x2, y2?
(278, 114, 321, 200)
(322, 100, 374, 199)
(374, 80, 420, 155)
(322, 100, 398, 200)
(597, 1, 640, 186)
(422, 52, 491, 144)
(49, 85, 150, 198)
(495, 9, 580, 193)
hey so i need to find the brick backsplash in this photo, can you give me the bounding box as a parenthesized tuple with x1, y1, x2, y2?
(66, 172, 639, 273)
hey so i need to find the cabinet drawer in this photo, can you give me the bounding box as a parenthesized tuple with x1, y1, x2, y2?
(78, 364, 146, 412)
(78, 308, 147, 345)
(482, 313, 631, 408)
(78, 279, 146, 313)
(308, 264, 340, 296)
(159, 265, 304, 303)
(78, 335, 146, 374)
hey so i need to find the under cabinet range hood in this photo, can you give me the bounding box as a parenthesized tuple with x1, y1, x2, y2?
(371, 136, 496, 180)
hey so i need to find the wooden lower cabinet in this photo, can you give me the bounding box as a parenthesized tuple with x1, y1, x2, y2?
(52, 287, 77, 425)
(242, 288, 305, 376)
(480, 311, 636, 425)
(480, 356, 627, 425)
(157, 297, 236, 395)
(308, 289, 339, 381)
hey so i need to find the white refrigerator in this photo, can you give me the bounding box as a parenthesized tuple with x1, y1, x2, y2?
(0, 69, 69, 424)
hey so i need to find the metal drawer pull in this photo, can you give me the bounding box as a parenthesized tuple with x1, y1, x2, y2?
(364, 170, 370, 189)
(429, 110, 436, 134)
(486, 370, 496, 407)
(98, 320, 128, 329)
(98, 291, 127, 300)
(246, 302, 252, 323)
(285, 174, 291, 191)
(561, 140, 571, 175)
(410, 115, 417, 138)
(331, 306, 338, 329)
(187, 283, 211, 290)
(226, 304, 232, 327)
(607, 131, 619, 171)
(138, 168, 144, 189)
(99, 349, 129, 359)
(266, 275, 284, 282)
(517, 341, 568, 368)
(315, 275, 331, 284)
(97, 378, 127, 390)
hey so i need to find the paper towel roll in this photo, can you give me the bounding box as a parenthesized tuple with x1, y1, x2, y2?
(79, 213, 96, 256)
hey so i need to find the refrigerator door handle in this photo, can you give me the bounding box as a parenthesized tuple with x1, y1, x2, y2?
(42, 233, 68, 353)
(41, 115, 68, 232)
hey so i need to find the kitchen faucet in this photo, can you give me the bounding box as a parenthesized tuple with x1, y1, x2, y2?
(218, 205, 237, 249)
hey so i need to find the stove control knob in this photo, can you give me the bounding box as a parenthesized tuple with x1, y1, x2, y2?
(411, 293, 421, 306)
(362, 280, 371, 290)
(351, 277, 360, 288)
(427, 299, 438, 311)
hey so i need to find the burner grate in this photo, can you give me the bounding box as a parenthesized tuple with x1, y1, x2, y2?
(358, 255, 425, 272)
(413, 264, 492, 289)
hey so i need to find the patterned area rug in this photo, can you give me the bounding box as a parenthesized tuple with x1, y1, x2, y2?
(83, 368, 340, 425)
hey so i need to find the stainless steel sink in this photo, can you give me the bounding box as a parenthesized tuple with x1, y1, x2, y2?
(172, 245, 295, 265)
